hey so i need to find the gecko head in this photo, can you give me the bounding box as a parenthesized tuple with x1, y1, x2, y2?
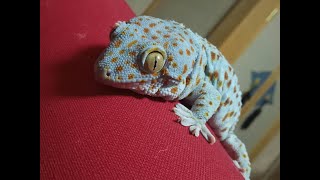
(95, 16, 198, 100)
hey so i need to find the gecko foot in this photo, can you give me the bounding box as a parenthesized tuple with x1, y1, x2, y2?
(173, 103, 216, 144)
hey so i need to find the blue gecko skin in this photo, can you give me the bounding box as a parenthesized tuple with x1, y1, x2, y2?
(95, 16, 251, 179)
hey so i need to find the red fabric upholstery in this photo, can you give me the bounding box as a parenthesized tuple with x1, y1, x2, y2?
(40, 0, 243, 179)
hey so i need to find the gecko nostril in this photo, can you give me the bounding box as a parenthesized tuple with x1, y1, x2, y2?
(105, 69, 111, 77)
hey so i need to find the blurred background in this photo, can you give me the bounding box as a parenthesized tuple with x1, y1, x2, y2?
(125, 0, 280, 179)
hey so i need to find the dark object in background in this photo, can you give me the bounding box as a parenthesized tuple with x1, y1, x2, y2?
(241, 99, 267, 130)
(240, 71, 277, 130)
(241, 90, 251, 105)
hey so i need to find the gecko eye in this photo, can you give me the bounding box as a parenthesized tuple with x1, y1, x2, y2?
(140, 46, 167, 74)
(144, 52, 165, 73)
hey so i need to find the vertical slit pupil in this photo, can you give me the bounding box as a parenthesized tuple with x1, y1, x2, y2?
(153, 56, 157, 70)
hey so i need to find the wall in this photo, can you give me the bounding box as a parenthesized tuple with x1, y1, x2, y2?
(234, 13, 280, 152)
(126, 0, 236, 37)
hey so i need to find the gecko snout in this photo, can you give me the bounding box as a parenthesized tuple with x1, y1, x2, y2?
(95, 66, 112, 82)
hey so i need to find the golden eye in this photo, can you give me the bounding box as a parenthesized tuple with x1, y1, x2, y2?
(144, 52, 165, 73)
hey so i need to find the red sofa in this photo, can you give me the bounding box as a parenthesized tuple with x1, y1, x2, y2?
(40, 0, 243, 179)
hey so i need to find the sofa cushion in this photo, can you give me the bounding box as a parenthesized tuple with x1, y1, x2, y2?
(40, 0, 243, 179)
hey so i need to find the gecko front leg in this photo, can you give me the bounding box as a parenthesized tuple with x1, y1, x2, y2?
(174, 79, 221, 144)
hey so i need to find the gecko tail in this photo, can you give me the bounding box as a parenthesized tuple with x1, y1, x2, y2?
(207, 117, 251, 179)
(220, 132, 251, 180)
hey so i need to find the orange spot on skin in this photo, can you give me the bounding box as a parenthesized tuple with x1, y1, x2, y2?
(202, 83, 206, 88)
(171, 87, 178, 94)
(163, 34, 170, 38)
(205, 112, 209, 117)
(209, 73, 214, 81)
(140, 80, 146, 83)
(129, 52, 137, 56)
(234, 86, 237, 93)
(186, 49, 191, 56)
(152, 79, 157, 83)
(164, 42, 169, 49)
(167, 55, 173, 62)
(149, 23, 156, 27)
(176, 75, 182, 81)
(116, 66, 123, 72)
(119, 49, 125, 54)
(129, 34, 134, 37)
(179, 38, 184, 42)
(141, 71, 147, 75)
(165, 26, 169, 30)
(189, 39, 193, 44)
(134, 22, 141, 26)
(218, 81, 222, 87)
(213, 71, 219, 79)
(209, 101, 213, 105)
(191, 46, 194, 52)
(179, 49, 183, 55)
(111, 57, 118, 63)
(162, 68, 169, 75)
(128, 74, 135, 79)
(196, 104, 204, 107)
(222, 114, 229, 122)
(131, 63, 138, 68)
(128, 40, 137, 48)
(172, 62, 178, 68)
(224, 98, 230, 106)
(141, 35, 146, 38)
(184, 31, 188, 35)
(224, 72, 229, 80)
(173, 43, 178, 47)
(152, 72, 158, 77)
(221, 128, 228, 132)
(144, 28, 149, 33)
(196, 76, 201, 85)
(156, 30, 161, 34)
(152, 36, 158, 40)
(200, 57, 203, 65)
(114, 40, 122, 48)
(117, 76, 123, 80)
(186, 77, 191, 86)
(227, 80, 232, 88)
(183, 65, 188, 74)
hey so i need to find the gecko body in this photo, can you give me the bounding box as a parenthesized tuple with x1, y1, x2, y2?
(95, 16, 251, 179)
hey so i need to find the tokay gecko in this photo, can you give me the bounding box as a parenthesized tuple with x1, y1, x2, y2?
(94, 16, 251, 179)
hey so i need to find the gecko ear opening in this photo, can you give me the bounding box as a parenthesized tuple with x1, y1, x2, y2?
(139, 46, 167, 74)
